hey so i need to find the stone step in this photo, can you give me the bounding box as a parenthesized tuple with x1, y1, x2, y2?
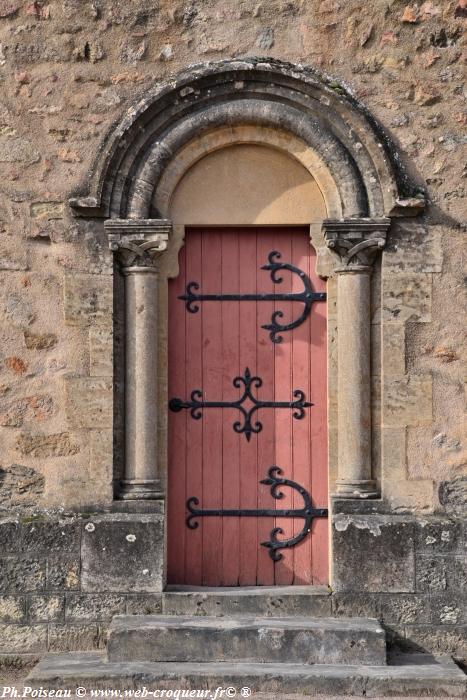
(26, 652, 467, 697)
(106, 614, 387, 666)
(163, 584, 332, 617)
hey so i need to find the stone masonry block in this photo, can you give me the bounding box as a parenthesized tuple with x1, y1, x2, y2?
(0, 595, 26, 622)
(65, 377, 112, 429)
(20, 519, 81, 554)
(48, 623, 105, 652)
(384, 222, 443, 273)
(416, 555, 448, 592)
(383, 375, 432, 427)
(81, 514, 164, 593)
(126, 594, 163, 615)
(0, 557, 46, 593)
(382, 322, 406, 376)
(332, 515, 415, 593)
(0, 623, 47, 653)
(382, 272, 432, 323)
(416, 518, 463, 553)
(65, 594, 126, 621)
(47, 556, 80, 591)
(0, 521, 22, 553)
(89, 326, 113, 376)
(379, 594, 430, 625)
(28, 595, 65, 622)
(64, 274, 112, 326)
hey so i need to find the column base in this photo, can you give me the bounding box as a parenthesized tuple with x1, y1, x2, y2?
(332, 479, 380, 499)
(118, 479, 164, 500)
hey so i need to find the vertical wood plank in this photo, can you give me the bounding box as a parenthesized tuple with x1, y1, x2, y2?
(309, 241, 329, 585)
(238, 229, 258, 586)
(273, 228, 294, 585)
(184, 229, 204, 585)
(201, 229, 223, 586)
(167, 241, 187, 583)
(291, 231, 312, 584)
(221, 230, 241, 585)
(256, 229, 275, 585)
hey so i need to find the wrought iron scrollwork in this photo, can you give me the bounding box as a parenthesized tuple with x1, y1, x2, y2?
(186, 466, 328, 561)
(169, 367, 312, 441)
(179, 250, 326, 343)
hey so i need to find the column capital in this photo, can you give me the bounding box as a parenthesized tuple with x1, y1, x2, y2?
(105, 219, 171, 269)
(323, 218, 390, 273)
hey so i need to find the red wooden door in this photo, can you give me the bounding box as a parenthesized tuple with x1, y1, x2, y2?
(167, 227, 328, 586)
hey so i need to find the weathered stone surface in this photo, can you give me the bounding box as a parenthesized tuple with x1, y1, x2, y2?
(64, 274, 112, 326)
(28, 595, 65, 622)
(0, 138, 40, 165)
(0, 557, 45, 593)
(0, 465, 44, 508)
(0, 242, 28, 271)
(416, 518, 462, 553)
(20, 520, 80, 553)
(30, 202, 64, 220)
(81, 514, 164, 593)
(48, 624, 105, 652)
(24, 651, 467, 697)
(439, 477, 467, 514)
(385, 223, 443, 273)
(0, 624, 47, 653)
(331, 593, 380, 619)
(383, 376, 432, 427)
(23, 331, 58, 350)
(430, 596, 465, 626)
(127, 594, 163, 616)
(403, 625, 467, 656)
(379, 595, 430, 624)
(0, 395, 54, 427)
(0, 520, 21, 552)
(89, 326, 113, 376)
(332, 516, 416, 593)
(64, 377, 112, 429)
(0, 1, 21, 18)
(416, 555, 447, 592)
(0, 595, 26, 622)
(382, 273, 432, 323)
(16, 432, 80, 458)
(107, 615, 387, 666)
(47, 556, 80, 591)
(65, 594, 126, 621)
(163, 587, 332, 618)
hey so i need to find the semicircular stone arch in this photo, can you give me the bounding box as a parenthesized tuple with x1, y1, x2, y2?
(70, 58, 423, 221)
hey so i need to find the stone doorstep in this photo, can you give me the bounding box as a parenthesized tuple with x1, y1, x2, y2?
(106, 615, 387, 666)
(26, 652, 467, 698)
(162, 585, 333, 616)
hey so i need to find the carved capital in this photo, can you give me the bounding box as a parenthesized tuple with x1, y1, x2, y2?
(323, 218, 390, 273)
(105, 219, 171, 269)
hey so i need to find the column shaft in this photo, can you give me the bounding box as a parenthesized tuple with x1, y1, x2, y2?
(121, 267, 161, 499)
(336, 270, 376, 496)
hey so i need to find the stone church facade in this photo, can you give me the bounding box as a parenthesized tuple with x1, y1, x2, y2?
(0, 0, 465, 682)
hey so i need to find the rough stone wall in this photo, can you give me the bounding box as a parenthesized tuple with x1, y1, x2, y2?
(0, 0, 465, 515)
(0, 0, 465, 657)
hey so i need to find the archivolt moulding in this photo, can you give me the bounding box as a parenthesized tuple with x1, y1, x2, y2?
(69, 58, 425, 221)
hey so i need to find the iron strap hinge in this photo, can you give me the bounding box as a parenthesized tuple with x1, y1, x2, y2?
(179, 250, 326, 344)
(186, 466, 328, 561)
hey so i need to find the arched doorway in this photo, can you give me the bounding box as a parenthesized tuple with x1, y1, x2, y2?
(166, 144, 328, 585)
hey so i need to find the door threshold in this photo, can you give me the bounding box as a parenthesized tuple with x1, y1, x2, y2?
(164, 584, 330, 595)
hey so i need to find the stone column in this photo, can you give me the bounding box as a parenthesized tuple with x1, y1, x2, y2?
(105, 219, 171, 500)
(323, 218, 390, 498)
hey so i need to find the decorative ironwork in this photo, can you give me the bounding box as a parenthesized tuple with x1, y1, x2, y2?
(186, 466, 328, 561)
(179, 250, 326, 343)
(169, 367, 312, 442)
